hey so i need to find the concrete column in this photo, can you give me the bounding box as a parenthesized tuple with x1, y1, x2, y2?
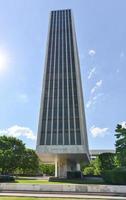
(76, 163, 80, 171)
(55, 157, 58, 177)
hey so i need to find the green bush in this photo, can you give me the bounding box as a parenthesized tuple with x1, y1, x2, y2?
(83, 166, 94, 176)
(102, 170, 113, 184)
(102, 168, 126, 185)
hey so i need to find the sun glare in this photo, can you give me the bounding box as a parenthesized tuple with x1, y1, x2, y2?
(0, 51, 9, 72)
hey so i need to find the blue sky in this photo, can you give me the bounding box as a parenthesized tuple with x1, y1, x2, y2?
(0, 0, 126, 150)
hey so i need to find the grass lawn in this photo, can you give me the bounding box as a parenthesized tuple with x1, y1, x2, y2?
(16, 178, 104, 184)
(16, 179, 64, 184)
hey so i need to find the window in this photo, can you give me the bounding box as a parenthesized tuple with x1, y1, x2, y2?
(47, 120, 51, 132)
(64, 132, 69, 145)
(46, 134, 51, 145)
(76, 118, 80, 129)
(40, 134, 45, 145)
(52, 133, 57, 145)
(42, 120, 46, 132)
(58, 120, 62, 130)
(70, 131, 75, 145)
(64, 108, 68, 118)
(58, 133, 63, 145)
(59, 108, 62, 118)
(70, 118, 74, 129)
(76, 130, 81, 145)
(53, 119, 57, 130)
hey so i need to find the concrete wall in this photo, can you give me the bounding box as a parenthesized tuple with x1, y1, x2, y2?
(0, 183, 126, 194)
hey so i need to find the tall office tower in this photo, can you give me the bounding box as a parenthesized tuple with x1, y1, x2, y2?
(36, 9, 89, 177)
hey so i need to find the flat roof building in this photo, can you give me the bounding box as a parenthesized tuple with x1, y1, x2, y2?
(36, 9, 89, 177)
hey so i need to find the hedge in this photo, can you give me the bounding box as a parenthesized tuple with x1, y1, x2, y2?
(102, 168, 126, 185)
(0, 175, 15, 182)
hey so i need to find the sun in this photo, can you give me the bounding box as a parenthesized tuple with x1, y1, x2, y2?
(0, 51, 9, 72)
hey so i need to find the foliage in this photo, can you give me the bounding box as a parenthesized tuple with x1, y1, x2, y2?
(83, 157, 101, 175)
(0, 136, 40, 176)
(115, 124, 126, 166)
(20, 149, 39, 175)
(83, 166, 94, 176)
(83, 153, 116, 176)
(98, 153, 116, 171)
(0, 136, 25, 174)
(102, 167, 126, 185)
(39, 163, 55, 176)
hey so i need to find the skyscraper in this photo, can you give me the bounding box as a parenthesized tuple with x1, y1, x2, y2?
(36, 9, 89, 177)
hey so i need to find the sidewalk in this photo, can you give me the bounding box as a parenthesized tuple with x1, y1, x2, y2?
(0, 191, 126, 199)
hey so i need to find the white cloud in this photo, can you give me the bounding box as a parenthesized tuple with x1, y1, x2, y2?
(86, 93, 104, 109)
(88, 49, 96, 56)
(93, 93, 103, 101)
(91, 80, 103, 94)
(88, 67, 96, 79)
(90, 125, 109, 137)
(0, 125, 36, 140)
(96, 80, 102, 87)
(120, 121, 126, 128)
(91, 86, 97, 94)
(86, 100, 92, 108)
(18, 93, 29, 103)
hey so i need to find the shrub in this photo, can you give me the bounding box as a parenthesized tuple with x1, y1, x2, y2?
(0, 175, 15, 182)
(102, 170, 113, 184)
(102, 168, 126, 185)
(83, 166, 94, 176)
(67, 171, 82, 179)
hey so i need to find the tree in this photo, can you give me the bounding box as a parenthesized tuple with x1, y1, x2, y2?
(98, 153, 116, 171)
(0, 136, 25, 174)
(39, 163, 55, 176)
(20, 149, 39, 175)
(83, 157, 101, 175)
(83, 153, 116, 176)
(115, 123, 126, 166)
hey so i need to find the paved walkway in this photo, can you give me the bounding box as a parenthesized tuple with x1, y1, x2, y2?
(0, 192, 126, 199)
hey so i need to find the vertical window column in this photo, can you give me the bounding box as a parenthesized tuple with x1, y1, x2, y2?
(65, 10, 70, 145)
(52, 11, 59, 145)
(45, 12, 55, 145)
(58, 10, 63, 145)
(69, 12, 81, 145)
(67, 10, 75, 145)
(40, 12, 53, 145)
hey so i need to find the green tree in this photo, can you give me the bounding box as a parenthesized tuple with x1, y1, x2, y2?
(39, 163, 55, 176)
(115, 123, 126, 166)
(83, 153, 116, 176)
(83, 157, 101, 175)
(98, 153, 116, 171)
(0, 136, 25, 174)
(20, 149, 39, 175)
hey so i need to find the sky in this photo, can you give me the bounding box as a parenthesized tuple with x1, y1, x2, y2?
(0, 0, 126, 150)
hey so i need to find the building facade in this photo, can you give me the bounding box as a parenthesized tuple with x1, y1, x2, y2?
(36, 9, 89, 177)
